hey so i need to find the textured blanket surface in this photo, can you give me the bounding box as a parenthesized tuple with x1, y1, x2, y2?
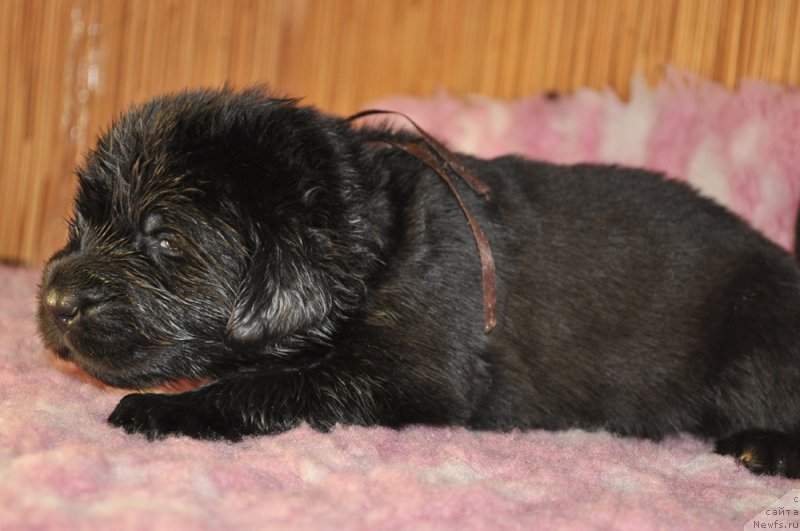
(3, 74, 800, 529)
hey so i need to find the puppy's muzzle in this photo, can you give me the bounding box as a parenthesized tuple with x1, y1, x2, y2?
(42, 288, 84, 331)
(40, 258, 102, 335)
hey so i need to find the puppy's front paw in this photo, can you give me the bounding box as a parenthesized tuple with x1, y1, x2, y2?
(108, 392, 242, 441)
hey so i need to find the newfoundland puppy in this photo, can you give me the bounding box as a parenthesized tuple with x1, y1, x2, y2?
(38, 88, 800, 477)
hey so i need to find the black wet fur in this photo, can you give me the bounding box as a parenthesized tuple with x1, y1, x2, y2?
(37, 87, 800, 478)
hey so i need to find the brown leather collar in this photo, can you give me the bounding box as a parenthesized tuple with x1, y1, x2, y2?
(347, 109, 497, 333)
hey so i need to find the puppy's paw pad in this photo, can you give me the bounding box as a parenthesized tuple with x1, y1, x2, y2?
(715, 430, 800, 478)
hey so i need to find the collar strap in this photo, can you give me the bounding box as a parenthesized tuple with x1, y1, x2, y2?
(346, 109, 497, 333)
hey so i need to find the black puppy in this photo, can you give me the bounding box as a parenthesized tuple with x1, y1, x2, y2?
(38, 88, 800, 477)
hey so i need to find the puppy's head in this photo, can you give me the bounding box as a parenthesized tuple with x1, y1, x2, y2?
(38, 88, 380, 389)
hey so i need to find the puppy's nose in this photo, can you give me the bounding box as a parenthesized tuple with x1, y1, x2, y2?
(43, 289, 82, 331)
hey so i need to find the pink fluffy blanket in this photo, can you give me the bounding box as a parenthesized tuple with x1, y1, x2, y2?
(4, 73, 800, 529)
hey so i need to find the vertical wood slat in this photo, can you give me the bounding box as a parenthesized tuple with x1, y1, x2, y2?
(2, 0, 799, 266)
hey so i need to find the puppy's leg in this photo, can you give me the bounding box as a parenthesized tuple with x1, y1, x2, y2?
(108, 359, 392, 440)
(715, 430, 800, 477)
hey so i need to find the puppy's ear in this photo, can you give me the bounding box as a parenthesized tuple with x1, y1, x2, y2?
(226, 245, 332, 347)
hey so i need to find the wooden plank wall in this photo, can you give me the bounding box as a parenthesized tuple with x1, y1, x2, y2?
(2, 0, 799, 266)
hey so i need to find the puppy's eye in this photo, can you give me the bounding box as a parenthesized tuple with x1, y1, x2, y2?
(153, 234, 181, 256)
